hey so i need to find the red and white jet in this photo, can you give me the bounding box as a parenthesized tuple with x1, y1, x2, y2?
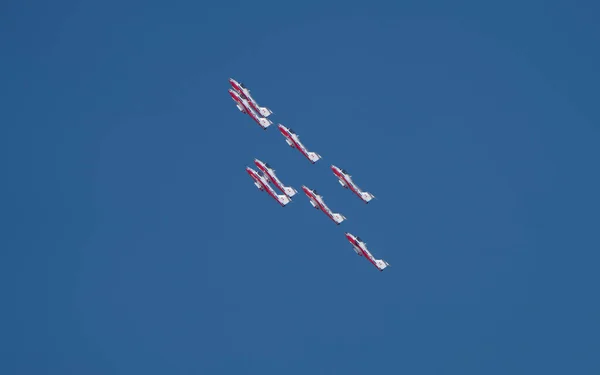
(229, 78, 273, 118)
(278, 124, 322, 164)
(331, 165, 375, 204)
(345, 232, 390, 271)
(229, 89, 273, 130)
(246, 167, 291, 207)
(302, 185, 346, 225)
(254, 159, 297, 198)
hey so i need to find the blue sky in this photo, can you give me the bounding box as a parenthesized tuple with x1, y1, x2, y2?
(2, 0, 599, 374)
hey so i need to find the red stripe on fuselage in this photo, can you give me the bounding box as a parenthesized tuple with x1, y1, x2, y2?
(240, 90, 260, 113)
(230, 91, 254, 117)
(303, 188, 338, 224)
(255, 163, 285, 195)
(229, 90, 244, 106)
(239, 98, 261, 124)
(267, 171, 285, 194)
(229, 80, 243, 95)
(242, 92, 261, 114)
(341, 174, 364, 202)
(333, 168, 365, 202)
(247, 169, 285, 206)
(230, 89, 263, 125)
(229, 80, 261, 114)
(347, 236, 380, 269)
(280, 128, 314, 163)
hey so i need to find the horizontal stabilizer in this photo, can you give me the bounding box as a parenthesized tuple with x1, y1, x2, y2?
(278, 194, 291, 206)
(332, 213, 346, 225)
(258, 117, 272, 128)
(283, 186, 297, 197)
(375, 259, 390, 271)
(308, 152, 321, 164)
(361, 191, 375, 203)
(258, 107, 273, 117)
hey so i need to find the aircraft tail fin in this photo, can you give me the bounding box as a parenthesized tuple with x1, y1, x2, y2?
(375, 259, 390, 271)
(332, 213, 346, 225)
(283, 186, 297, 197)
(308, 152, 322, 164)
(361, 191, 375, 203)
(258, 107, 272, 117)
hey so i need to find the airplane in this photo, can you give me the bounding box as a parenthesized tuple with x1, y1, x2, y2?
(229, 78, 273, 118)
(254, 159, 298, 198)
(301, 185, 346, 225)
(345, 232, 390, 271)
(331, 165, 375, 203)
(246, 167, 291, 207)
(229, 89, 273, 129)
(278, 124, 322, 164)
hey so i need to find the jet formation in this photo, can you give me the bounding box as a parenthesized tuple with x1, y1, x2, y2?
(229, 78, 390, 272)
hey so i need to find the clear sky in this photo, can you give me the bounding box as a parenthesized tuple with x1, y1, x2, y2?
(2, 0, 599, 374)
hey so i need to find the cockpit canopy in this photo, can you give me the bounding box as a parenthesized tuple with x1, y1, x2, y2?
(288, 128, 296, 134)
(356, 236, 363, 242)
(341, 169, 348, 174)
(265, 163, 271, 169)
(240, 82, 246, 88)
